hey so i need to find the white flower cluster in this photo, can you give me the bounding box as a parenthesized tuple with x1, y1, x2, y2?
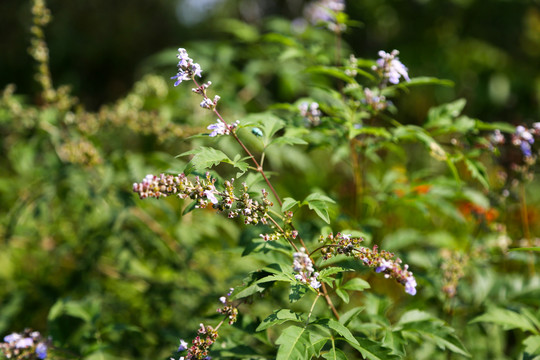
(207, 119, 239, 137)
(171, 48, 202, 86)
(293, 247, 321, 289)
(372, 50, 410, 85)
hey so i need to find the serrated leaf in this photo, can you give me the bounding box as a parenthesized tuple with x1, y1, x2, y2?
(256, 309, 304, 332)
(289, 283, 309, 303)
(318, 267, 353, 280)
(464, 158, 489, 189)
(179, 147, 231, 172)
(342, 278, 371, 292)
(470, 307, 538, 333)
(282, 197, 299, 212)
(275, 325, 311, 360)
(312, 318, 359, 346)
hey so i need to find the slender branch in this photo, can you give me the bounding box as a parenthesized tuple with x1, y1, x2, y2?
(306, 294, 321, 324)
(191, 77, 340, 319)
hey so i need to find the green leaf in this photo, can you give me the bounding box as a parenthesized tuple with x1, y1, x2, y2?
(256, 273, 295, 284)
(306, 66, 355, 83)
(342, 278, 371, 292)
(318, 267, 353, 280)
(464, 158, 489, 189)
(509, 247, 540, 252)
(275, 325, 311, 360)
(322, 348, 348, 360)
(48, 299, 94, 323)
(256, 309, 304, 332)
(311, 318, 359, 346)
(339, 307, 365, 327)
(398, 311, 471, 357)
(271, 136, 308, 146)
(348, 337, 401, 360)
(471, 307, 539, 334)
(336, 288, 350, 304)
(282, 197, 299, 212)
(181, 201, 197, 216)
(524, 335, 540, 355)
(180, 147, 231, 172)
(303, 193, 336, 224)
(349, 126, 392, 140)
(290, 283, 309, 302)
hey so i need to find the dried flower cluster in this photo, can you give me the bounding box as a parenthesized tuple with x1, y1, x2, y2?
(440, 250, 468, 298)
(217, 292, 238, 325)
(319, 233, 417, 295)
(175, 324, 218, 360)
(133, 173, 272, 225)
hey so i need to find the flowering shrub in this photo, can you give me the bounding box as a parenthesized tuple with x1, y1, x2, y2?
(2, 0, 540, 359)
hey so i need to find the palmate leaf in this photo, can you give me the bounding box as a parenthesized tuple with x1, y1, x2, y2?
(180, 147, 250, 175)
(180, 147, 230, 173)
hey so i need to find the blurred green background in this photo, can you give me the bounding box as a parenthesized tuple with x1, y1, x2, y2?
(2, 0, 540, 118)
(1, 0, 540, 359)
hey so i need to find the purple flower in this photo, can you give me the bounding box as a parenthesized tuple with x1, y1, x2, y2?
(405, 276, 417, 296)
(375, 259, 392, 273)
(521, 141, 532, 158)
(15, 337, 34, 348)
(178, 339, 188, 352)
(3, 333, 21, 344)
(203, 189, 218, 204)
(207, 119, 228, 137)
(373, 50, 410, 85)
(171, 48, 202, 86)
(36, 343, 48, 359)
